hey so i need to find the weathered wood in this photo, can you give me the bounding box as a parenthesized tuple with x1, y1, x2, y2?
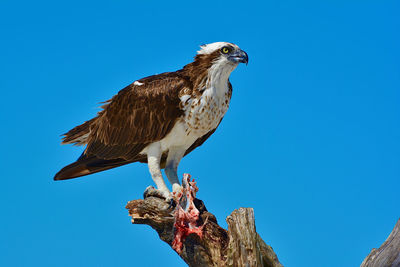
(361, 219, 400, 267)
(127, 181, 400, 267)
(126, 197, 282, 266)
(226, 208, 283, 267)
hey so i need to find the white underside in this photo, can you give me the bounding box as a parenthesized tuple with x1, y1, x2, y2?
(140, 85, 232, 161)
(139, 90, 229, 161)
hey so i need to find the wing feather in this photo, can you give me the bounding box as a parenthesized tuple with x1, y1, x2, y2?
(82, 72, 190, 161)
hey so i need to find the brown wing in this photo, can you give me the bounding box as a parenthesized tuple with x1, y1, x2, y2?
(54, 72, 191, 180)
(84, 72, 190, 160)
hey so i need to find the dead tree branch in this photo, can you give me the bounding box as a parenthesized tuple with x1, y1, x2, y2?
(125, 174, 282, 267)
(361, 218, 400, 267)
(125, 173, 400, 267)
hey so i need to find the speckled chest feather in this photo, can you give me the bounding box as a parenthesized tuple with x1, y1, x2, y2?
(180, 87, 232, 137)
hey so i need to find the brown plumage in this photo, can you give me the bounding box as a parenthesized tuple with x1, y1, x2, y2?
(54, 42, 248, 193)
(56, 51, 221, 180)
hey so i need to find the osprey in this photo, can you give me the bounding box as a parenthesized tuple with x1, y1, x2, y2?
(54, 42, 248, 199)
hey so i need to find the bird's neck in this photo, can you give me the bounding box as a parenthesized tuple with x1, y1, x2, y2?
(182, 56, 236, 98)
(205, 59, 236, 97)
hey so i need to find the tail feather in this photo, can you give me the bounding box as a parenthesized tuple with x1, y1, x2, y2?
(54, 154, 132, 180)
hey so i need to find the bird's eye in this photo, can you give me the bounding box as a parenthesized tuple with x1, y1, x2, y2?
(221, 46, 231, 54)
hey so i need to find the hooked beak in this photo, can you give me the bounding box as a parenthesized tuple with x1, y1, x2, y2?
(228, 49, 249, 65)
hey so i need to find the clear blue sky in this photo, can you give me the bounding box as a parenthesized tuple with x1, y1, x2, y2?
(0, 1, 399, 266)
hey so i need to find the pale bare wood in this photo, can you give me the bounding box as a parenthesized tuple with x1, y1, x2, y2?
(126, 190, 400, 267)
(126, 197, 282, 267)
(226, 208, 283, 267)
(361, 219, 400, 267)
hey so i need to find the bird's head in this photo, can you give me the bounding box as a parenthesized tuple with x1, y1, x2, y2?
(182, 42, 248, 89)
(197, 42, 249, 66)
(183, 42, 248, 88)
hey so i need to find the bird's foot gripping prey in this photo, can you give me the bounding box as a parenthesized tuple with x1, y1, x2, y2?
(54, 42, 248, 201)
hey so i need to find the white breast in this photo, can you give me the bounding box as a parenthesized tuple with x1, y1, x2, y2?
(185, 89, 230, 135)
(155, 86, 230, 153)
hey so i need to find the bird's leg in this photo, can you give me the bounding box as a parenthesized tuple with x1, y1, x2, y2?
(165, 147, 185, 194)
(144, 143, 171, 200)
